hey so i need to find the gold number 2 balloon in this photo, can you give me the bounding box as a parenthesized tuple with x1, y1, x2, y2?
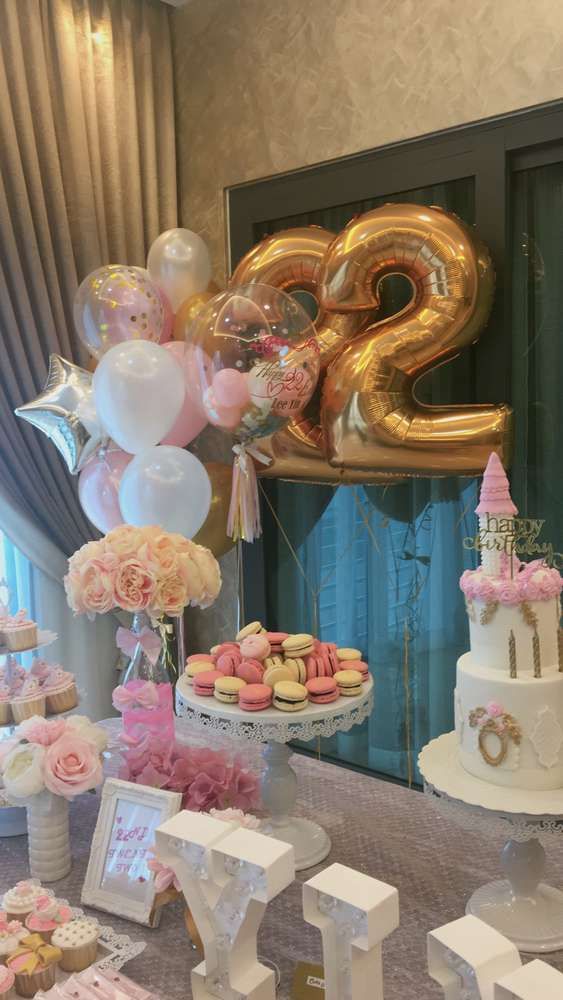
(230, 204, 512, 482)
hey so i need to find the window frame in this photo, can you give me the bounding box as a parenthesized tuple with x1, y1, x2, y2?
(227, 99, 563, 622)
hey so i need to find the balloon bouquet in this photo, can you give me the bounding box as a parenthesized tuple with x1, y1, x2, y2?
(16, 230, 320, 547)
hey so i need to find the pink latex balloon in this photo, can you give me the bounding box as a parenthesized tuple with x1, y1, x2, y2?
(160, 342, 208, 447)
(203, 386, 242, 430)
(158, 289, 174, 344)
(78, 447, 133, 533)
(212, 368, 250, 409)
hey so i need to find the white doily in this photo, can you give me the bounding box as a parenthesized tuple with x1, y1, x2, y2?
(175, 677, 374, 745)
(61, 900, 146, 969)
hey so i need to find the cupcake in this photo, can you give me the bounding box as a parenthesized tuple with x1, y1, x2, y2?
(0, 965, 14, 1000)
(3, 612, 37, 652)
(0, 915, 27, 960)
(2, 883, 49, 923)
(41, 668, 77, 715)
(0, 683, 11, 726)
(6, 932, 61, 997)
(52, 918, 99, 972)
(10, 678, 45, 724)
(25, 897, 72, 943)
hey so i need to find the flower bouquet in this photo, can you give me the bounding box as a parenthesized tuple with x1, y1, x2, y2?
(65, 525, 221, 738)
(0, 715, 107, 882)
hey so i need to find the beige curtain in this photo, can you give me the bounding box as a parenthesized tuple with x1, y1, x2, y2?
(0, 0, 177, 556)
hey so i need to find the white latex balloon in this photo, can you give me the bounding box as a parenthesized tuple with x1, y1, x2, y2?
(119, 445, 212, 538)
(93, 341, 185, 454)
(147, 229, 212, 311)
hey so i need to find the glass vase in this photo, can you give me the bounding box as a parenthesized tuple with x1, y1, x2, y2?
(120, 612, 176, 743)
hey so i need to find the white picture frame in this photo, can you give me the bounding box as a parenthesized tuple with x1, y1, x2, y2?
(81, 778, 182, 927)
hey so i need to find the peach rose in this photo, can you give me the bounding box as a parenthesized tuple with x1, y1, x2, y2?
(177, 552, 205, 604)
(193, 545, 221, 606)
(67, 540, 105, 574)
(149, 534, 180, 576)
(114, 559, 156, 612)
(153, 572, 189, 617)
(80, 557, 116, 615)
(105, 525, 146, 560)
(64, 571, 86, 614)
(43, 734, 103, 799)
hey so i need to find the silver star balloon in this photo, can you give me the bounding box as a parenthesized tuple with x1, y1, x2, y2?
(15, 354, 106, 474)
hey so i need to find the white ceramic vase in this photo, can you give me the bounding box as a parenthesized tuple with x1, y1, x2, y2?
(26, 790, 71, 882)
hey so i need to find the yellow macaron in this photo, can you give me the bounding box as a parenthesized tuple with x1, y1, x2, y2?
(337, 648, 362, 661)
(264, 655, 284, 671)
(273, 681, 308, 712)
(284, 657, 307, 684)
(333, 669, 363, 697)
(186, 662, 214, 684)
(214, 677, 246, 703)
(282, 634, 314, 658)
(263, 664, 293, 688)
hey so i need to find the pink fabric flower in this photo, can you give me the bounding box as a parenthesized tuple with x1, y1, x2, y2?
(114, 559, 156, 612)
(43, 734, 103, 799)
(486, 702, 503, 718)
(147, 853, 181, 893)
(17, 716, 67, 746)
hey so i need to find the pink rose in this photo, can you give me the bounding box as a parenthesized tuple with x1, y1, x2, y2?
(486, 701, 503, 718)
(17, 716, 67, 746)
(79, 557, 116, 615)
(43, 734, 103, 799)
(114, 559, 156, 613)
(147, 534, 180, 576)
(153, 572, 189, 617)
(498, 580, 519, 604)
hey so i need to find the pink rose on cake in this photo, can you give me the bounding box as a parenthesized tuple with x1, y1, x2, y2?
(44, 733, 103, 799)
(486, 701, 503, 718)
(17, 716, 66, 746)
(498, 580, 520, 604)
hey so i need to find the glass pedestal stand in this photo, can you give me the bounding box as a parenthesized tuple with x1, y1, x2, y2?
(419, 731, 563, 953)
(176, 674, 374, 871)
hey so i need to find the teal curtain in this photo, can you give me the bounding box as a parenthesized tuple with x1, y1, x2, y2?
(259, 178, 482, 783)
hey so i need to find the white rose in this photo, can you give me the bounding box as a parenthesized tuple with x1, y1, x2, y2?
(65, 716, 108, 753)
(3, 743, 46, 800)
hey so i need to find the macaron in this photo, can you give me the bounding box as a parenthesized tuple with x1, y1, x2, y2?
(236, 621, 264, 641)
(236, 659, 264, 685)
(214, 642, 241, 658)
(264, 655, 284, 671)
(337, 647, 362, 662)
(216, 651, 242, 676)
(320, 643, 340, 675)
(214, 677, 247, 704)
(263, 664, 294, 689)
(306, 677, 338, 704)
(265, 631, 289, 653)
(194, 670, 223, 696)
(284, 657, 307, 684)
(282, 633, 314, 658)
(305, 653, 328, 681)
(239, 684, 272, 712)
(240, 634, 271, 661)
(333, 669, 363, 697)
(345, 660, 369, 681)
(187, 653, 215, 665)
(273, 681, 308, 712)
(186, 662, 214, 684)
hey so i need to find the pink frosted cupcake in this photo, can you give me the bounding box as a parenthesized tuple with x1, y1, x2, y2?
(0, 965, 14, 999)
(2, 882, 50, 923)
(42, 667, 78, 715)
(0, 913, 27, 960)
(10, 677, 45, 723)
(25, 895, 72, 943)
(3, 611, 37, 652)
(0, 683, 11, 725)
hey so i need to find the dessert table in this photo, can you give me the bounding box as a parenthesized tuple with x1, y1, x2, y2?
(2, 752, 563, 999)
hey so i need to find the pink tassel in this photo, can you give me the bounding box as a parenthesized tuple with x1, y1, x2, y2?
(227, 444, 271, 542)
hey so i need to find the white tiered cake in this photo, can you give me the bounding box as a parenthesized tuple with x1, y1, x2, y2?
(455, 453, 563, 790)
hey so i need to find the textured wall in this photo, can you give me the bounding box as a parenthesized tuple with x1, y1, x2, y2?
(172, 0, 563, 279)
(172, 0, 563, 643)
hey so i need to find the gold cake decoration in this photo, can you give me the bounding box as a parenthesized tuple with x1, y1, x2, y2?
(469, 704, 522, 768)
(479, 601, 498, 625)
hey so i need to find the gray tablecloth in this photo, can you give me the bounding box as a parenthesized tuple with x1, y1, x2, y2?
(2, 754, 563, 999)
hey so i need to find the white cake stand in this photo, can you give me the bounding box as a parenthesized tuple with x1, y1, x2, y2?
(419, 731, 563, 953)
(0, 630, 59, 741)
(176, 674, 374, 870)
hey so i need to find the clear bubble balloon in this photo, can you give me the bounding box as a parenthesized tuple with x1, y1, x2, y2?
(74, 265, 165, 360)
(183, 284, 320, 442)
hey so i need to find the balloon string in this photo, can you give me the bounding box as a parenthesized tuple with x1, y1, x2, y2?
(403, 621, 413, 788)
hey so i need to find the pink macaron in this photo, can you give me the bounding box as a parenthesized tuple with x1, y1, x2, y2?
(236, 659, 264, 684)
(187, 653, 215, 665)
(319, 643, 339, 675)
(306, 677, 338, 704)
(214, 642, 241, 658)
(239, 683, 272, 712)
(239, 634, 271, 661)
(306, 653, 328, 680)
(194, 670, 223, 696)
(344, 660, 369, 680)
(216, 651, 242, 676)
(265, 631, 289, 653)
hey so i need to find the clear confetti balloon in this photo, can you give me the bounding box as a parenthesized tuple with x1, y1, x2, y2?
(74, 265, 165, 360)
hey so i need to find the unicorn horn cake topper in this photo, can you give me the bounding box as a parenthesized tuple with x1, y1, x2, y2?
(475, 452, 518, 577)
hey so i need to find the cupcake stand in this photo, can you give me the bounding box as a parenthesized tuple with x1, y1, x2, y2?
(175, 673, 374, 870)
(419, 731, 563, 953)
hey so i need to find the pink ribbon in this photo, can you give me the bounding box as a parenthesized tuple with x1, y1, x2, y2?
(112, 681, 159, 712)
(116, 626, 162, 666)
